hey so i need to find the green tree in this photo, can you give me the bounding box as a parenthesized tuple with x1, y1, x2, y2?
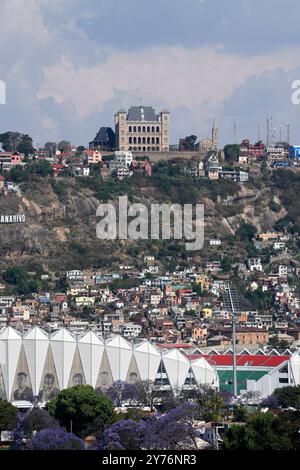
(44, 142, 57, 156)
(16, 134, 35, 156)
(3, 266, 28, 289)
(224, 144, 240, 163)
(195, 385, 225, 421)
(236, 222, 257, 242)
(233, 406, 248, 422)
(273, 386, 300, 410)
(27, 160, 53, 177)
(221, 257, 232, 273)
(0, 131, 34, 156)
(0, 401, 18, 431)
(245, 287, 274, 311)
(58, 140, 71, 152)
(179, 135, 197, 151)
(223, 411, 300, 450)
(46, 385, 116, 437)
(9, 165, 26, 183)
(268, 335, 289, 352)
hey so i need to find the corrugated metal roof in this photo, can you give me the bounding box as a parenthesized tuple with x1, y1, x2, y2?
(186, 354, 289, 367)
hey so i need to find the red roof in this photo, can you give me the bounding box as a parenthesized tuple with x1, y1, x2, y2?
(187, 354, 289, 367)
(52, 164, 65, 169)
(157, 343, 193, 349)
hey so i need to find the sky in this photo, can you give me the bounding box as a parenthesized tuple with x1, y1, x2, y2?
(1, 0, 300, 147)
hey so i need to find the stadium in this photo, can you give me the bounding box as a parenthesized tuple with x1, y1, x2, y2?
(0, 326, 218, 407)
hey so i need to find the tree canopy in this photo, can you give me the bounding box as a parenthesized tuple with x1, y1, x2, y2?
(46, 385, 116, 437)
(223, 411, 300, 450)
(224, 144, 240, 163)
(0, 400, 18, 431)
(0, 131, 34, 156)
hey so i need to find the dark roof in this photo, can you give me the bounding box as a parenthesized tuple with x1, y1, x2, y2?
(127, 106, 157, 122)
(90, 127, 115, 149)
(93, 127, 115, 143)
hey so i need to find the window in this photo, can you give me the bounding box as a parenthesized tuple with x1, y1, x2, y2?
(129, 126, 132, 132)
(279, 378, 289, 384)
(147, 126, 150, 132)
(156, 126, 160, 132)
(129, 137, 132, 144)
(138, 126, 141, 132)
(133, 126, 136, 132)
(151, 126, 155, 132)
(138, 137, 141, 144)
(152, 137, 155, 144)
(133, 137, 137, 144)
(156, 137, 160, 144)
(142, 126, 146, 132)
(147, 137, 150, 144)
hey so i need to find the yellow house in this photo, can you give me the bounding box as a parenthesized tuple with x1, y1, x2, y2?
(23, 307, 30, 321)
(192, 326, 207, 340)
(202, 308, 212, 319)
(85, 150, 102, 165)
(195, 277, 210, 291)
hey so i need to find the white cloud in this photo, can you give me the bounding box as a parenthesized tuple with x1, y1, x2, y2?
(1, 0, 300, 145)
(37, 45, 300, 122)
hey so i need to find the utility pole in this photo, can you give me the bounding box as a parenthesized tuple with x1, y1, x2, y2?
(222, 283, 240, 398)
(227, 285, 237, 398)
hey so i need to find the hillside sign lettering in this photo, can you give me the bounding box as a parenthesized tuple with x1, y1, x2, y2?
(0, 214, 26, 224)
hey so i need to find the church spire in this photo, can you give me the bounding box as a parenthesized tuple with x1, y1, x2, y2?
(212, 119, 218, 149)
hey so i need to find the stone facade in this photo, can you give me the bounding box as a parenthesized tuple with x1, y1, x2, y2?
(115, 106, 169, 152)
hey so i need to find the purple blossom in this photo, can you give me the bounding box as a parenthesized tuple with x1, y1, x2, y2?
(261, 394, 280, 409)
(96, 403, 200, 450)
(28, 428, 85, 450)
(10, 412, 26, 450)
(105, 381, 138, 406)
(97, 419, 145, 450)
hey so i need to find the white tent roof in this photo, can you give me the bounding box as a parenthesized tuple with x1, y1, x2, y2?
(50, 328, 77, 389)
(78, 331, 104, 387)
(23, 327, 49, 395)
(105, 335, 132, 382)
(134, 340, 161, 382)
(162, 349, 190, 389)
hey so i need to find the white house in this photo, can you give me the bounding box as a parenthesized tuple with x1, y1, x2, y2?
(209, 239, 222, 246)
(120, 323, 142, 338)
(114, 151, 133, 167)
(247, 258, 263, 272)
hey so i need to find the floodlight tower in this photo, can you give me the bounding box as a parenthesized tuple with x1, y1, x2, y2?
(287, 123, 290, 145)
(227, 284, 237, 397)
(223, 283, 240, 397)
